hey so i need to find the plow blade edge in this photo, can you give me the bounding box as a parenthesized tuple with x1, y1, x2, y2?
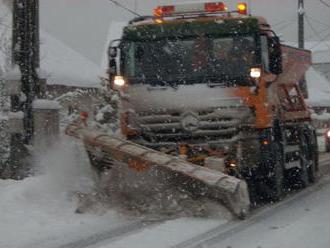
(66, 124, 250, 218)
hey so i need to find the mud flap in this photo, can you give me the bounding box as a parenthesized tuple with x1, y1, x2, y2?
(66, 124, 250, 218)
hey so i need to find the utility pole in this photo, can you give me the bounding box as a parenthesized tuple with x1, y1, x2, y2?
(298, 0, 305, 49)
(12, 0, 40, 144)
(298, 0, 308, 98)
(2, 0, 40, 179)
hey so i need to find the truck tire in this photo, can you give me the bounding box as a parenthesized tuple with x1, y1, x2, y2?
(307, 132, 317, 183)
(298, 134, 311, 187)
(267, 142, 285, 201)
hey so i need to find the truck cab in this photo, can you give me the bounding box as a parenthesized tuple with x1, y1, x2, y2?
(107, 2, 317, 201)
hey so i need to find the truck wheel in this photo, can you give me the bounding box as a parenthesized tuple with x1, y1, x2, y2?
(307, 133, 317, 183)
(246, 179, 258, 207)
(267, 142, 285, 201)
(308, 154, 317, 184)
(298, 134, 310, 187)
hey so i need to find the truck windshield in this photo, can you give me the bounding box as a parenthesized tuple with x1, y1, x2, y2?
(121, 35, 257, 86)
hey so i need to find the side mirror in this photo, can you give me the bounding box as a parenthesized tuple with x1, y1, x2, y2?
(108, 46, 119, 78)
(109, 47, 118, 58)
(269, 36, 283, 75)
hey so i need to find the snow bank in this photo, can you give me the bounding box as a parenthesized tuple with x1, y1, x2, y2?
(0, 138, 128, 248)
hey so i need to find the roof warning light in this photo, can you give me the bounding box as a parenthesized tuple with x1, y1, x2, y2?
(153, 2, 228, 17)
(237, 3, 248, 15)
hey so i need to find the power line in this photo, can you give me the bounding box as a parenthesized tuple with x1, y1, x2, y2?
(274, 18, 297, 34)
(272, 16, 297, 28)
(108, 0, 142, 17)
(305, 26, 330, 40)
(305, 15, 330, 51)
(320, 0, 330, 7)
(307, 15, 330, 29)
(306, 16, 324, 41)
(272, 19, 292, 27)
(309, 31, 330, 50)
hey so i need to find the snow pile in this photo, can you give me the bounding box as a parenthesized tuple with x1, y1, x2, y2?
(93, 161, 231, 220)
(311, 111, 330, 122)
(306, 67, 330, 107)
(91, 87, 120, 135)
(0, 138, 132, 248)
(0, 137, 231, 248)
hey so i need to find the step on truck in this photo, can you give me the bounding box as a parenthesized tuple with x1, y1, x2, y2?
(66, 2, 318, 218)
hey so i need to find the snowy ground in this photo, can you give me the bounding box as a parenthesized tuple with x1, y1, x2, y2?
(95, 154, 330, 248)
(1, 137, 329, 248)
(0, 139, 134, 248)
(0, 137, 231, 248)
(199, 175, 330, 248)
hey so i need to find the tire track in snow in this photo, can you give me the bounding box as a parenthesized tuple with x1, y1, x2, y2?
(56, 219, 165, 248)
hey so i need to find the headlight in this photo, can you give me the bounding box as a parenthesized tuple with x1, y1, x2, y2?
(113, 75, 126, 87)
(327, 130, 330, 138)
(250, 68, 261, 79)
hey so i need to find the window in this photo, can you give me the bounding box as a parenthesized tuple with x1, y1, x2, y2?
(261, 35, 269, 72)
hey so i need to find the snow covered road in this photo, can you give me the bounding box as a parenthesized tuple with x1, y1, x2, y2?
(182, 175, 330, 248)
(1, 141, 330, 248)
(84, 154, 330, 248)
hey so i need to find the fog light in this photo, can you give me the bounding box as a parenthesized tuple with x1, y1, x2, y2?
(250, 68, 261, 79)
(229, 160, 237, 167)
(114, 75, 125, 87)
(327, 130, 330, 138)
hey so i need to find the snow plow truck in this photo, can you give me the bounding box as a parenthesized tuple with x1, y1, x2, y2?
(66, 2, 318, 218)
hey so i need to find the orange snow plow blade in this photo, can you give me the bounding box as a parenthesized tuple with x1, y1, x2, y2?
(66, 124, 250, 218)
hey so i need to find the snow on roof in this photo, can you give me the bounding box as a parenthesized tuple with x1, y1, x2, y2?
(33, 99, 61, 110)
(306, 67, 330, 107)
(40, 31, 101, 87)
(1, 1, 101, 88)
(0, 0, 11, 76)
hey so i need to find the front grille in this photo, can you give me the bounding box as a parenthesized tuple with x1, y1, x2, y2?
(134, 108, 251, 145)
